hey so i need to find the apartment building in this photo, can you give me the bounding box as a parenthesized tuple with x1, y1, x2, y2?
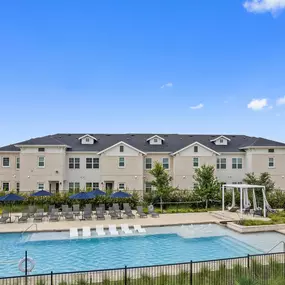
(0, 133, 285, 192)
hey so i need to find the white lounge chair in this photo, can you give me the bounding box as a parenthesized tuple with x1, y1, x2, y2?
(96, 225, 105, 236)
(121, 224, 132, 234)
(82, 227, 91, 237)
(70, 227, 78, 238)
(134, 225, 146, 233)
(109, 225, 119, 236)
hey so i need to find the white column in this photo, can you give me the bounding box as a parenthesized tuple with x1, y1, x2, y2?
(222, 185, 225, 211)
(263, 187, 266, 218)
(240, 187, 243, 215)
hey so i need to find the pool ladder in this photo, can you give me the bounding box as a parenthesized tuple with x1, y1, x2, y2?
(267, 241, 285, 253)
(21, 223, 38, 236)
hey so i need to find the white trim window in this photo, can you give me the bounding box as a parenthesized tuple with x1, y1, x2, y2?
(69, 158, 80, 169)
(16, 182, 20, 193)
(193, 157, 199, 168)
(118, 183, 125, 190)
(232, 158, 242, 169)
(38, 156, 45, 168)
(2, 182, 10, 191)
(120, 145, 124, 152)
(145, 158, 152, 169)
(86, 158, 99, 169)
(119, 157, 125, 168)
(194, 146, 198, 153)
(16, 157, 20, 169)
(69, 182, 80, 191)
(216, 158, 227, 169)
(162, 158, 169, 169)
(86, 182, 99, 191)
(37, 183, 44, 190)
(268, 157, 275, 168)
(38, 148, 45, 152)
(145, 182, 152, 192)
(2, 157, 10, 167)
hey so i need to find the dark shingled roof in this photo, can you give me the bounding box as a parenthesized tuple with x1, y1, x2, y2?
(0, 134, 285, 153)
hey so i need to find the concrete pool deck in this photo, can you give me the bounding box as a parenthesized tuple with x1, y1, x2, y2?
(0, 211, 270, 233)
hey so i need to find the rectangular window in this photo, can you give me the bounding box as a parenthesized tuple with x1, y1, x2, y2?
(163, 158, 169, 169)
(69, 182, 74, 191)
(193, 157, 199, 168)
(216, 158, 227, 169)
(120, 145, 124, 152)
(38, 156, 45, 168)
(37, 183, 44, 190)
(2, 157, 10, 167)
(145, 182, 152, 192)
(118, 183, 125, 190)
(16, 157, 20, 169)
(69, 158, 74, 169)
(16, 182, 20, 193)
(75, 182, 80, 191)
(269, 157, 275, 168)
(74, 158, 80, 169)
(232, 158, 242, 169)
(93, 158, 99, 169)
(193, 183, 198, 189)
(268, 149, 275, 153)
(93, 182, 99, 190)
(38, 148, 45, 152)
(119, 157, 125, 168)
(194, 146, 198, 153)
(145, 158, 152, 169)
(2, 182, 9, 191)
(86, 182, 92, 190)
(86, 158, 92, 169)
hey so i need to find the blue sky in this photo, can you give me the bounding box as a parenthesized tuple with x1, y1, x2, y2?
(1, 0, 285, 146)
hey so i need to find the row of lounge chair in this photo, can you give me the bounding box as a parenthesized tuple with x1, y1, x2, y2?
(0, 203, 159, 223)
(70, 224, 146, 238)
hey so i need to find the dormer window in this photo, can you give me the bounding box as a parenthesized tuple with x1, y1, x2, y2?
(210, 135, 231, 146)
(120, 145, 124, 152)
(78, 134, 97, 145)
(146, 135, 164, 145)
(194, 146, 198, 153)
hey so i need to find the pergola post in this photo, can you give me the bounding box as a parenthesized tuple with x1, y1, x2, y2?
(240, 187, 243, 216)
(263, 186, 266, 218)
(222, 184, 225, 212)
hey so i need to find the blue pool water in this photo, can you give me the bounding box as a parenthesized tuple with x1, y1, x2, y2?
(0, 231, 261, 277)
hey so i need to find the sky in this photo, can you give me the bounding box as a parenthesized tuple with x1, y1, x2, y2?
(1, 0, 285, 146)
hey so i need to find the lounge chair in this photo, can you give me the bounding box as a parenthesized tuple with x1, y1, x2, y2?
(228, 206, 239, 212)
(124, 208, 135, 219)
(136, 206, 147, 218)
(253, 208, 263, 217)
(84, 204, 92, 211)
(73, 204, 80, 216)
(95, 208, 105, 220)
(244, 206, 251, 215)
(148, 205, 159, 218)
(48, 205, 55, 215)
(96, 225, 105, 236)
(123, 203, 130, 210)
(49, 209, 60, 222)
(33, 209, 44, 222)
(83, 210, 92, 220)
(134, 225, 146, 233)
(121, 224, 132, 234)
(65, 208, 74, 221)
(0, 211, 10, 223)
(28, 206, 37, 217)
(109, 225, 119, 236)
(109, 207, 119, 219)
(70, 228, 78, 238)
(18, 212, 29, 223)
(82, 227, 91, 237)
(99, 204, 106, 214)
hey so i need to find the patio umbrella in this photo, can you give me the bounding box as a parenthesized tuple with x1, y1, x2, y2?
(31, 190, 52, 197)
(69, 192, 95, 200)
(0, 193, 25, 220)
(110, 191, 132, 198)
(90, 189, 106, 197)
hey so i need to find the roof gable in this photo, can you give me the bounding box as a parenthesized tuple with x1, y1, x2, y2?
(78, 134, 97, 141)
(210, 135, 231, 142)
(97, 141, 146, 155)
(146, 135, 165, 142)
(172, 141, 220, 156)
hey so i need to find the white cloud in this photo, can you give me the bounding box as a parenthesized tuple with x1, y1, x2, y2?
(160, 82, 173, 89)
(247, 98, 268, 110)
(277, 96, 285, 105)
(243, 0, 285, 15)
(190, 103, 204, 110)
(268, 105, 273, 109)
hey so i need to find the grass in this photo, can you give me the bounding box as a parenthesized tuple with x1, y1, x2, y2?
(239, 211, 285, 226)
(152, 206, 221, 214)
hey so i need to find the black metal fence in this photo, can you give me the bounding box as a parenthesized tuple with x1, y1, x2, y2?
(1, 251, 285, 285)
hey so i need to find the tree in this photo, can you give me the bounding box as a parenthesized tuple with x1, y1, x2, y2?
(149, 162, 173, 212)
(243, 172, 275, 192)
(193, 165, 220, 209)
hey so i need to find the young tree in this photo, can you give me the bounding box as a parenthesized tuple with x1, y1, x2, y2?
(193, 165, 220, 209)
(149, 161, 173, 212)
(243, 172, 275, 192)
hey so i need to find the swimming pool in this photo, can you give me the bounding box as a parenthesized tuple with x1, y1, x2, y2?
(0, 224, 285, 277)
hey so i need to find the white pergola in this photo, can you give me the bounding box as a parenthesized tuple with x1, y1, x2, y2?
(222, 184, 266, 217)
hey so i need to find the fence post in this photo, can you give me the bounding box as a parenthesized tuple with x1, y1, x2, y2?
(25, 250, 28, 285)
(247, 254, 250, 269)
(190, 260, 193, 285)
(50, 271, 53, 285)
(124, 265, 127, 285)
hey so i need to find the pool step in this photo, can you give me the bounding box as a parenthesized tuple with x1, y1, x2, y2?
(221, 236, 260, 255)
